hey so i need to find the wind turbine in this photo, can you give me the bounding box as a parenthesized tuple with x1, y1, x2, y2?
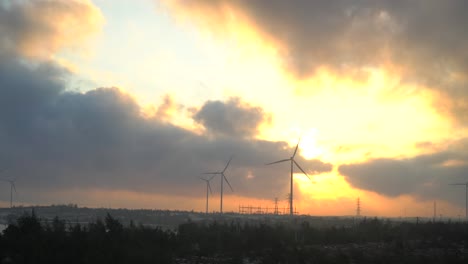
(0, 178, 17, 208)
(450, 182, 468, 221)
(200, 175, 215, 214)
(266, 139, 310, 216)
(204, 157, 233, 214)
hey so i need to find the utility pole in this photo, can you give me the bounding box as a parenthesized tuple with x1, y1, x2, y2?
(274, 197, 279, 215)
(356, 197, 361, 217)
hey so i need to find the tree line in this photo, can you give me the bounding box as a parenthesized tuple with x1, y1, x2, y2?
(0, 212, 467, 263)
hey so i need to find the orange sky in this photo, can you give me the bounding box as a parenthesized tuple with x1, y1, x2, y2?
(0, 0, 467, 218)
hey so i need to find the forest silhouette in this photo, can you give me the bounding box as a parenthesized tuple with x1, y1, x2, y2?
(0, 211, 467, 263)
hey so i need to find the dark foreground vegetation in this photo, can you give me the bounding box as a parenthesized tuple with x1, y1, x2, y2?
(0, 212, 467, 264)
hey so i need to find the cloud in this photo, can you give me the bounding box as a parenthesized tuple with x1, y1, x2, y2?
(166, 0, 468, 78)
(0, 0, 332, 207)
(0, 54, 331, 204)
(193, 97, 270, 138)
(154, 94, 179, 121)
(339, 141, 468, 206)
(0, 0, 104, 59)
(163, 0, 468, 125)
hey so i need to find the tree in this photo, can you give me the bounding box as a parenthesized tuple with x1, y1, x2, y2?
(105, 213, 123, 234)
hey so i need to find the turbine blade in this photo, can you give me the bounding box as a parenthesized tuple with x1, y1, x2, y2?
(449, 183, 468, 185)
(293, 160, 310, 180)
(223, 174, 233, 191)
(12, 182, 17, 193)
(208, 174, 216, 181)
(222, 156, 233, 173)
(292, 138, 301, 158)
(203, 172, 220, 175)
(199, 177, 208, 182)
(208, 182, 213, 194)
(266, 158, 290, 165)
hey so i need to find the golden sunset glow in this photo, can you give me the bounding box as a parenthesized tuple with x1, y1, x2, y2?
(1, 0, 467, 218)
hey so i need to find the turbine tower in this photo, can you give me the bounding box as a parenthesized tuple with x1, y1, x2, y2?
(0, 178, 17, 208)
(204, 157, 233, 213)
(200, 175, 215, 214)
(266, 139, 310, 216)
(450, 182, 468, 221)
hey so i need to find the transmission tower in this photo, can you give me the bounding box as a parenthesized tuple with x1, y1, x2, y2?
(356, 197, 361, 217)
(274, 197, 279, 215)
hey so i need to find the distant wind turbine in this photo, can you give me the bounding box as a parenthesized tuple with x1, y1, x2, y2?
(0, 178, 17, 208)
(266, 138, 310, 216)
(204, 156, 233, 214)
(200, 175, 215, 214)
(450, 182, 468, 221)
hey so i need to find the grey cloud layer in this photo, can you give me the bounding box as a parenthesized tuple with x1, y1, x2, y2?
(0, 0, 102, 58)
(193, 97, 269, 138)
(169, 0, 468, 123)
(168, 0, 468, 206)
(0, 53, 331, 202)
(0, 0, 331, 204)
(339, 143, 468, 206)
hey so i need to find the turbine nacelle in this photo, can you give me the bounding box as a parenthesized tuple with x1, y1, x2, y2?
(0, 177, 18, 208)
(200, 174, 217, 214)
(266, 138, 311, 215)
(203, 156, 234, 213)
(0, 178, 17, 192)
(200, 175, 215, 194)
(204, 156, 234, 192)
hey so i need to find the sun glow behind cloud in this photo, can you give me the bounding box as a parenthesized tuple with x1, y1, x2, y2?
(4, 0, 467, 217)
(151, 0, 464, 216)
(293, 171, 463, 217)
(57, 0, 452, 168)
(280, 67, 451, 164)
(165, 1, 452, 161)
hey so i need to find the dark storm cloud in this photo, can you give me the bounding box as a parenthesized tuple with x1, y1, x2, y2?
(193, 97, 270, 138)
(0, 53, 331, 201)
(339, 143, 468, 205)
(0, 0, 331, 205)
(167, 0, 468, 124)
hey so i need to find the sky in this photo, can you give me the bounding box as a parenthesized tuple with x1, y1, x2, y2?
(1, 0, 468, 217)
